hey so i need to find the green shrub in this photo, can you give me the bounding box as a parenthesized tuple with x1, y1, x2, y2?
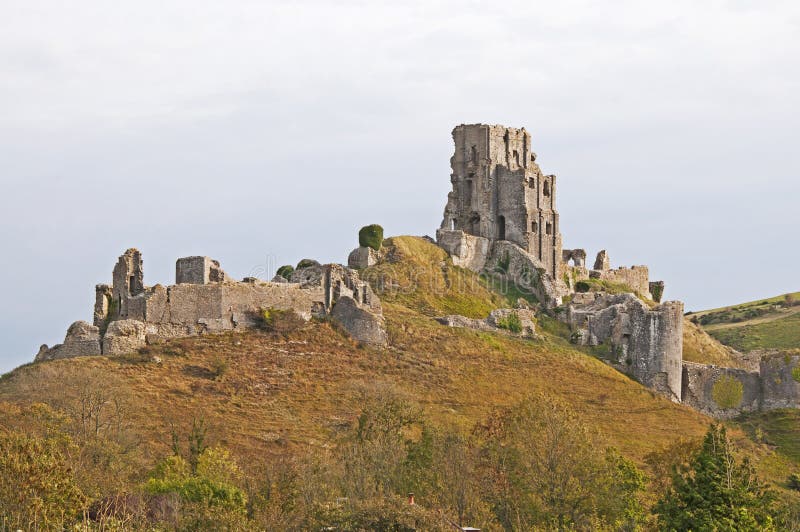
(789, 473, 800, 491)
(711, 375, 744, 409)
(575, 280, 591, 293)
(276, 265, 294, 280)
(296, 259, 319, 270)
(358, 224, 384, 251)
(496, 312, 522, 333)
(650, 283, 664, 302)
(257, 307, 305, 335)
(210, 357, 228, 380)
(791, 366, 800, 383)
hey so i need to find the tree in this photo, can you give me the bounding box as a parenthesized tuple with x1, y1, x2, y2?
(0, 429, 86, 529)
(477, 395, 647, 530)
(654, 424, 775, 531)
(145, 447, 249, 530)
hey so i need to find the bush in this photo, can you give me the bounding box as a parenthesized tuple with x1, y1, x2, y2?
(789, 473, 800, 491)
(711, 375, 744, 409)
(496, 312, 522, 333)
(358, 224, 384, 251)
(210, 357, 228, 380)
(296, 259, 319, 270)
(276, 265, 294, 280)
(575, 280, 591, 293)
(257, 308, 306, 335)
(791, 366, 800, 383)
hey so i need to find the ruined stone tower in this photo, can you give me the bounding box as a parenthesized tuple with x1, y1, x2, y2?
(439, 124, 562, 278)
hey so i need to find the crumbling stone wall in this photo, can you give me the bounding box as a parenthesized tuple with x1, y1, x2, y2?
(41, 248, 388, 361)
(568, 293, 684, 401)
(760, 353, 800, 409)
(436, 231, 491, 272)
(437, 124, 562, 280)
(436, 308, 536, 338)
(112, 248, 143, 320)
(590, 266, 652, 298)
(35, 321, 101, 361)
(681, 362, 761, 418)
(176, 256, 228, 284)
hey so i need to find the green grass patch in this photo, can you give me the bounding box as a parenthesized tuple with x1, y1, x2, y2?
(708, 312, 800, 352)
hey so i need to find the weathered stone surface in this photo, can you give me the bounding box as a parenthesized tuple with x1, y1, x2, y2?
(562, 249, 586, 268)
(761, 353, 800, 409)
(589, 265, 652, 298)
(347, 246, 379, 269)
(438, 124, 562, 280)
(102, 319, 147, 355)
(435, 230, 490, 271)
(290, 261, 324, 288)
(35, 321, 102, 361)
(94, 284, 112, 327)
(436, 308, 536, 338)
(47, 247, 388, 358)
(649, 281, 665, 303)
(567, 293, 684, 402)
(176, 256, 228, 285)
(331, 296, 388, 345)
(490, 240, 565, 307)
(593, 250, 610, 271)
(681, 362, 761, 418)
(113, 249, 144, 320)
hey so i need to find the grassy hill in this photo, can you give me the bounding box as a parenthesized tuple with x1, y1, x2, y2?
(0, 236, 797, 528)
(688, 291, 800, 353)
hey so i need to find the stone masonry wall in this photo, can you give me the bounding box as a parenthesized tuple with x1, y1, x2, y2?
(681, 362, 761, 418)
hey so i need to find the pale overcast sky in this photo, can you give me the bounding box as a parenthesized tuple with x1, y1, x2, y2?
(1, 1, 798, 371)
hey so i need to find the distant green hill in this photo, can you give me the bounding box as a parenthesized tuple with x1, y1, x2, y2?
(688, 292, 800, 353)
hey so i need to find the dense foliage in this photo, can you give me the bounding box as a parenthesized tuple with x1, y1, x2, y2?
(655, 424, 775, 531)
(358, 224, 384, 251)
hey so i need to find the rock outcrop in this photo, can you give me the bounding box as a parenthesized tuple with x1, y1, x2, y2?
(437, 308, 536, 338)
(35, 321, 102, 361)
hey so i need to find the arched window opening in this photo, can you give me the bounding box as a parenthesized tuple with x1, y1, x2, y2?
(528, 177, 536, 188)
(546, 222, 553, 235)
(450, 218, 456, 230)
(543, 180, 551, 197)
(497, 215, 506, 240)
(470, 145, 478, 162)
(531, 221, 538, 233)
(513, 150, 519, 166)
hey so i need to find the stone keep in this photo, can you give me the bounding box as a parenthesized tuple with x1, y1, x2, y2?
(438, 124, 563, 279)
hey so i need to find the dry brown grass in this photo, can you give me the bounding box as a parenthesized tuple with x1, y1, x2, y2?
(0, 236, 793, 501)
(682, 318, 745, 367)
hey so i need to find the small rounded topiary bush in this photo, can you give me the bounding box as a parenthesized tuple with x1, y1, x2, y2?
(712, 374, 744, 409)
(296, 259, 319, 270)
(358, 224, 384, 251)
(276, 265, 294, 280)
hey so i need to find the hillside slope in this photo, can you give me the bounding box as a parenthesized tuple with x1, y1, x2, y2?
(1, 236, 797, 527)
(689, 291, 800, 353)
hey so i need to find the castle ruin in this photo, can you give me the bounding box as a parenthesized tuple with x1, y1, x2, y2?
(33, 123, 800, 418)
(37, 249, 387, 362)
(435, 123, 800, 412)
